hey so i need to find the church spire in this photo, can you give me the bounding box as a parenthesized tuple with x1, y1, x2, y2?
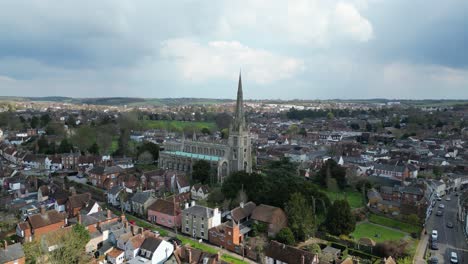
(233, 71, 245, 130)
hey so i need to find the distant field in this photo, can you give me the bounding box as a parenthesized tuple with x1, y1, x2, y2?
(351, 222, 406, 243)
(141, 120, 217, 132)
(321, 188, 365, 209)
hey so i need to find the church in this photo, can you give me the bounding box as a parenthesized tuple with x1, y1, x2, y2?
(159, 73, 253, 183)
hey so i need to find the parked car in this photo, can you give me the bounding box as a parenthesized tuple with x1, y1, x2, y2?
(428, 256, 439, 264)
(450, 252, 458, 263)
(437, 196, 442, 201)
(430, 242, 439, 250)
(431, 230, 438, 241)
(446, 197, 451, 201)
(439, 204, 445, 209)
(447, 221, 454, 228)
(436, 210, 443, 216)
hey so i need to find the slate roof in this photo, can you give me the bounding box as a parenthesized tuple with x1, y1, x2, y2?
(0, 243, 25, 263)
(183, 205, 216, 218)
(140, 236, 163, 253)
(264, 241, 318, 264)
(131, 191, 153, 204)
(230, 202, 256, 222)
(108, 186, 124, 196)
(89, 166, 122, 175)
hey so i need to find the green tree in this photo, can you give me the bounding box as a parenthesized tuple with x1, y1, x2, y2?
(88, 142, 100, 155)
(58, 138, 73, 153)
(286, 192, 315, 241)
(119, 191, 128, 213)
(138, 150, 153, 164)
(114, 128, 130, 156)
(23, 239, 44, 264)
(221, 128, 229, 139)
(201, 127, 211, 135)
(71, 126, 96, 152)
(137, 142, 159, 161)
(192, 160, 211, 184)
(30, 116, 40, 128)
(46, 122, 66, 137)
(298, 127, 307, 137)
(316, 159, 347, 190)
(305, 243, 322, 254)
(40, 113, 51, 127)
(327, 112, 335, 120)
(37, 136, 49, 154)
(276, 227, 295, 245)
(49, 224, 91, 263)
(325, 199, 356, 236)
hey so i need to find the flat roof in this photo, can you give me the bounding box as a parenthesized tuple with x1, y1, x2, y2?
(163, 151, 221, 161)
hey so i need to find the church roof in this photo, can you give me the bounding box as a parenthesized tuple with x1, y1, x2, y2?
(162, 151, 221, 161)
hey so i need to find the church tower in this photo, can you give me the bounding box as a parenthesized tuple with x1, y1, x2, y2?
(228, 72, 252, 174)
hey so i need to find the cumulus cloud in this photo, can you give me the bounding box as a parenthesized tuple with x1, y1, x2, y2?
(217, 0, 373, 45)
(160, 39, 305, 84)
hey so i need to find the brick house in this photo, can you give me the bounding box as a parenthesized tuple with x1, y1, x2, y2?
(16, 207, 66, 242)
(66, 192, 92, 217)
(251, 204, 288, 237)
(209, 220, 244, 253)
(61, 152, 80, 170)
(0, 242, 26, 264)
(373, 164, 409, 181)
(147, 199, 181, 229)
(88, 166, 122, 190)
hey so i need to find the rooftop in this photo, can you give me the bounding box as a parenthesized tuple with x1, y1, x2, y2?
(162, 151, 221, 161)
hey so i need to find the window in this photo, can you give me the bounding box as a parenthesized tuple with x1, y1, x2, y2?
(186, 227, 189, 232)
(201, 231, 204, 237)
(201, 223, 204, 229)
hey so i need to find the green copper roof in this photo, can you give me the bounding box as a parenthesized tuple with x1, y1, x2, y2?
(163, 151, 221, 161)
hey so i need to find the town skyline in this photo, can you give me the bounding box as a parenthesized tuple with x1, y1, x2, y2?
(1, 1, 468, 99)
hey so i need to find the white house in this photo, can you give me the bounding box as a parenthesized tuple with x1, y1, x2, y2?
(128, 237, 174, 264)
(108, 186, 124, 207)
(190, 184, 210, 200)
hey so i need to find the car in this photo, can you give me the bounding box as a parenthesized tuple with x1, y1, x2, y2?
(455, 193, 459, 196)
(437, 197, 442, 201)
(438, 204, 445, 209)
(430, 242, 439, 250)
(450, 251, 458, 263)
(431, 230, 438, 241)
(446, 197, 451, 201)
(428, 256, 439, 264)
(436, 210, 443, 216)
(447, 221, 454, 228)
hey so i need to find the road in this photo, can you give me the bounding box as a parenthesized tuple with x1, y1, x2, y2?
(425, 193, 468, 263)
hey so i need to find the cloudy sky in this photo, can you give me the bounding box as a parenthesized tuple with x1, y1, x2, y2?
(0, 0, 467, 99)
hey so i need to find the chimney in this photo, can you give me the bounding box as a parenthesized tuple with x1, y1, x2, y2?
(188, 248, 192, 263)
(213, 207, 219, 216)
(130, 225, 135, 235)
(138, 227, 143, 235)
(301, 255, 305, 264)
(77, 213, 82, 224)
(185, 203, 189, 209)
(65, 217, 68, 226)
(216, 251, 221, 261)
(120, 214, 126, 223)
(40, 205, 46, 215)
(4, 240, 7, 249)
(107, 209, 111, 219)
(191, 201, 195, 207)
(97, 220, 101, 230)
(240, 202, 244, 208)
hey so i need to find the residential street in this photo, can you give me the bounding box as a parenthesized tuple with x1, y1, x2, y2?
(424, 193, 468, 263)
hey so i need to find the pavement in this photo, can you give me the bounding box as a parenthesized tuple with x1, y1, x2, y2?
(414, 193, 468, 263)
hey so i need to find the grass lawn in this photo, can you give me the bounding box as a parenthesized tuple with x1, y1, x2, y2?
(351, 222, 406, 243)
(141, 120, 217, 132)
(369, 214, 421, 234)
(321, 188, 365, 209)
(176, 236, 248, 264)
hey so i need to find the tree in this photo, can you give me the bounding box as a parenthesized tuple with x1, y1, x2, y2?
(286, 192, 315, 241)
(58, 138, 73, 153)
(40, 114, 51, 127)
(325, 199, 356, 236)
(137, 142, 159, 161)
(88, 142, 99, 155)
(46, 122, 66, 137)
(355, 179, 372, 193)
(138, 150, 153, 164)
(207, 187, 225, 207)
(37, 136, 49, 154)
(276, 227, 295, 245)
(201, 127, 211, 135)
(305, 243, 322, 254)
(115, 128, 130, 156)
(298, 127, 307, 137)
(71, 126, 96, 152)
(66, 115, 77, 127)
(215, 112, 232, 130)
(119, 191, 128, 213)
(30, 116, 39, 129)
(315, 159, 347, 190)
(221, 128, 229, 139)
(327, 112, 335, 120)
(192, 160, 211, 184)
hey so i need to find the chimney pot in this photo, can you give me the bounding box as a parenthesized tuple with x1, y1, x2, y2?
(4, 240, 7, 249)
(40, 205, 46, 215)
(188, 248, 192, 263)
(107, 209, 111, 219)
